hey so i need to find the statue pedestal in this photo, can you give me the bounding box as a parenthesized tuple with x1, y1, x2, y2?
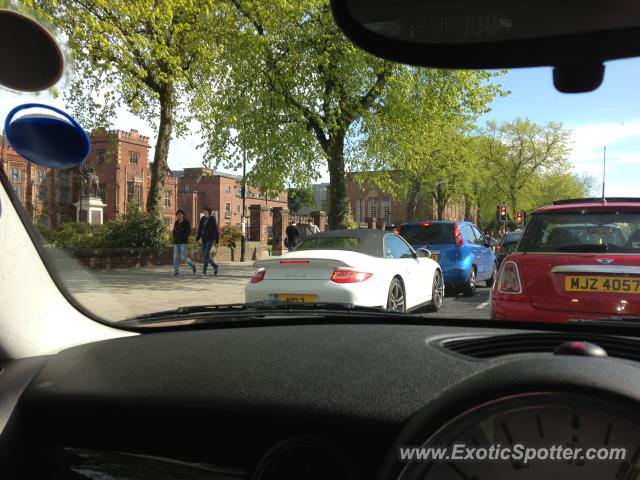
(75, 196, 106, 225)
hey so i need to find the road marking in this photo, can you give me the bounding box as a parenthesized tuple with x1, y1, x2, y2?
(476, 301, 490, 310)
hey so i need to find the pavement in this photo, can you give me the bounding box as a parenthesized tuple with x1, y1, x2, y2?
(44, 246, 493, 321)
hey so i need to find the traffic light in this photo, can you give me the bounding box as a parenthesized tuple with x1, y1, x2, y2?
(515, 211, 525, 226)
(498, 204, 508, 222)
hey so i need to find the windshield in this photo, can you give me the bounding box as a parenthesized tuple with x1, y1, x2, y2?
(296, 237, 360, 251)
(519, 212, 640, 253)
(2, 1, 640, 324)
(398, 224, 454, 245)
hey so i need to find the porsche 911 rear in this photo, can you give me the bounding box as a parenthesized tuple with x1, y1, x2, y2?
(492, 200, 640, 323)
(245, 252, 386, 308)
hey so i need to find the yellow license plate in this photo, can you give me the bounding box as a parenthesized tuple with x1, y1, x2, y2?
(431, 254, 439, 263)
(277, 294, 318, 303)
(565, 276, 640, 294)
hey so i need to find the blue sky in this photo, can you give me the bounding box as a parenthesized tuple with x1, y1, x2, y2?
(2, 58, 639, 196)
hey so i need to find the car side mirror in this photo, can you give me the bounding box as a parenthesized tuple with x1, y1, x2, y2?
(416, 248, 431, 258)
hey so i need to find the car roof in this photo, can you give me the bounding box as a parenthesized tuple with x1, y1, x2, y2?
(400, 220, 463, 226)
(302, 228, 398, 257)
(536, 198, 640, 213)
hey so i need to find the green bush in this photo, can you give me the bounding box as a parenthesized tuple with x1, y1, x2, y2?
(220, 226, 241, 247)
(101, 205, 168, 248)
(51, 205, 169, 250)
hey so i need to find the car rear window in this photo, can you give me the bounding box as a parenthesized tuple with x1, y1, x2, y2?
(519, 211, 640, 253)
(296, 237, 360, 251)
(398, 223, 454, 245)
(502, 232, 523, 245)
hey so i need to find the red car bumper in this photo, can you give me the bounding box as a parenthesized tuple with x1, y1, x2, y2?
(492, 296, 630, 323)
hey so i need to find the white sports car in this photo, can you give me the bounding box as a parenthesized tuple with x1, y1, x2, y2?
(245, 229, 444, 312)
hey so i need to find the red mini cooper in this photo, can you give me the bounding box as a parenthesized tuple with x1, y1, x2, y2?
(492, 198, 640, 323)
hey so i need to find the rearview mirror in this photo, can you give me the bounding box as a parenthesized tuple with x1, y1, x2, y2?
(416, 248, 431, 258)
(330, 0, 640, 92)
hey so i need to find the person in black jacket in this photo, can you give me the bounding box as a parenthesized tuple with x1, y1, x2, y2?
(196, 206, 219, 277)
(285, 222, 301, 251)
(172, 210, 196, 276)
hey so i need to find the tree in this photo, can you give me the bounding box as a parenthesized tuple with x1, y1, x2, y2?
(479, 118, 572, 217)
(357, 68, 504, 220)
(194, 0, 397, 229)
(33, 0, 226, 217)
(287, 187, 316, 219)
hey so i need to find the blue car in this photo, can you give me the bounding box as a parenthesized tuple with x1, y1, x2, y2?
(397, 221, 497, 296)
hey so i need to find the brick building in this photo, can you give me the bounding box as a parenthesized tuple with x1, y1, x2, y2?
(1, 136, 81, 229)
(176, 167, 288, 231)
(345, 172, 474, 227)
(1, 129, 178, 229)
(86, 129, 178, 226)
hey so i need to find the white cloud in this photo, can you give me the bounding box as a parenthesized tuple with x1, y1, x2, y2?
(569, 121, 640, 169)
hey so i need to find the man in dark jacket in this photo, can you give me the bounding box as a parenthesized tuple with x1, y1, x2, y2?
(285, 222, 301, 251)
(196, 206, 219, 277)
(172, 210, 197, 276)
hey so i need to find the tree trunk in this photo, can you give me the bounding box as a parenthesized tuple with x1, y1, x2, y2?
(406, 180, 421, 222)
(326, 133, 348, 229)
(147, 85, 175, 218)
(434, 184, 447, 220)
(464, 194, 473, 221)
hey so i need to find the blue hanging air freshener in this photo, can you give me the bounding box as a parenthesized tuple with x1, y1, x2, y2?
(4, 103, 90, 169)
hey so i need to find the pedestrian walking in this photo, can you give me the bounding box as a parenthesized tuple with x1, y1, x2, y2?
(172, 210, 197, 276)
(285, 221, 301, 250)
(299, 217, 320, 241)
(196, 206, 219, 278)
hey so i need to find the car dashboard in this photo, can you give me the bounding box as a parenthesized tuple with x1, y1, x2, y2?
(3, 321, 640, 480)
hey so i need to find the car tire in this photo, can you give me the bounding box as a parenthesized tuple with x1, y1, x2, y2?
(462, 267, 477, 297)
(425, 270, 444, 312)
(485, 263, 497, 288)
(386, 277, 406, 313)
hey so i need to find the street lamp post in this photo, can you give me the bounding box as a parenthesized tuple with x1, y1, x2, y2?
(240, 148, 247, 263)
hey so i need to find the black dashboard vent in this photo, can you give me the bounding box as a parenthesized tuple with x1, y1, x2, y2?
(441, 333, 640, 361)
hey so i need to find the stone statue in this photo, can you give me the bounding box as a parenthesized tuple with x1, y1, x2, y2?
(80, 165, 100, 198)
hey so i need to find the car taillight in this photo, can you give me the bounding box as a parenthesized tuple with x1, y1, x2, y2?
(498, 261, 522, 294)
(330, 270, 373, 283)
(454, 223, 464, 247)
(250, 269, 266, 283)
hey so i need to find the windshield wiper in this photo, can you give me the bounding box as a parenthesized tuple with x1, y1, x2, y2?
(120, 301, 394, 326)
(569, 317, 640, 328)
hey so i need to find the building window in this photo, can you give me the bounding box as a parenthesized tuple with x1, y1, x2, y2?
(164, 190, 172, 208)
(368, 196, 378, 219)
(225, 185, 231, 194)
(129, 152, 139, 164)
(37, 185, 48, 202)
(183, 184, 192, 193)
(357, 198, 365, 223)
(134, 184, 142, 206)
(163, 217, 172, 227)
(37, 171, 47, 185)
(9, 167, 23, 201)
(127, 181, 142, 206)
(98, 184, 107, 203)
(59, 186, 70, 203)
(236, 204, 241, 214)
(59, 173, 70, 204)
(225, 202, 231, 218)
(97, 149, 106, 164)
(249, 191, 255, 198)
(381, 198, 391, 224)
